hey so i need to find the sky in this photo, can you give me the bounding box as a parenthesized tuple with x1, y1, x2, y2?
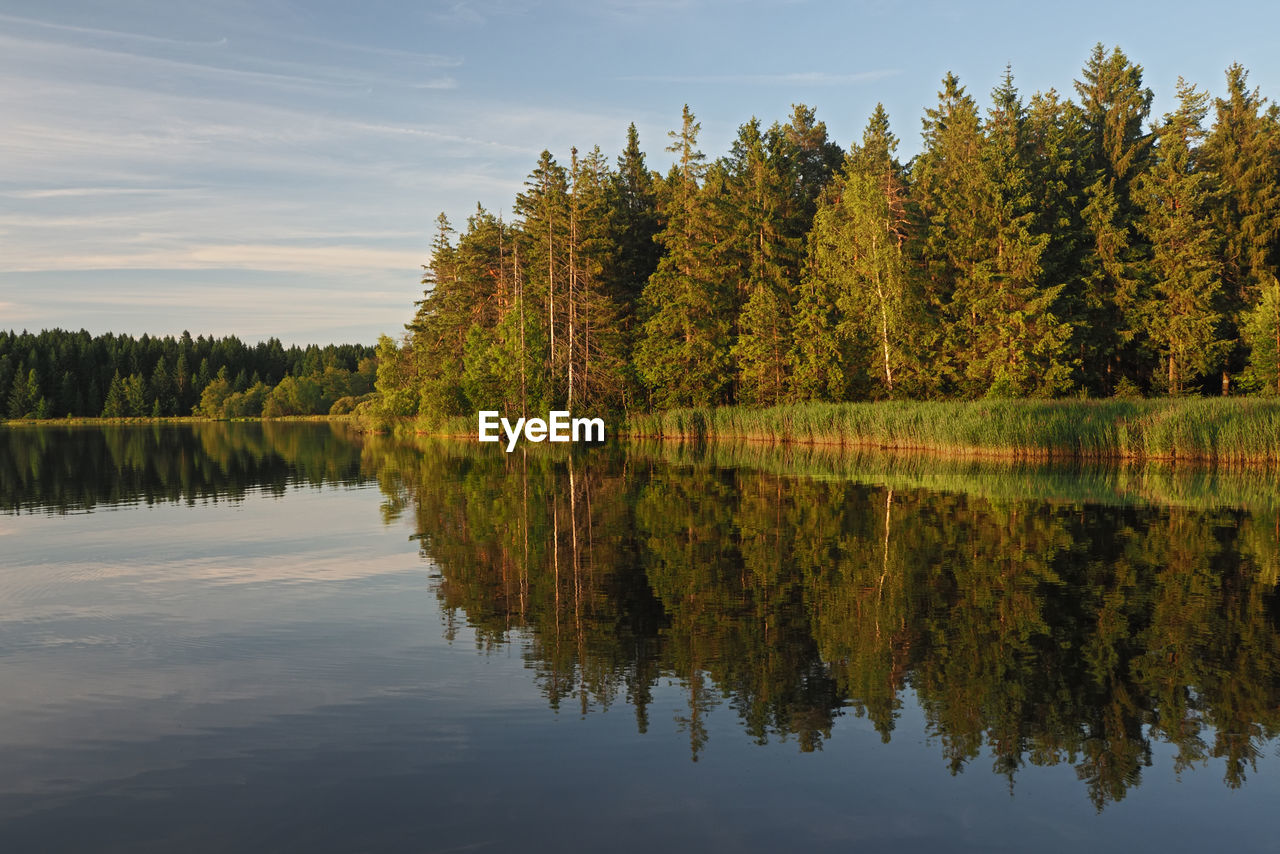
(3, 0, 1279, 346)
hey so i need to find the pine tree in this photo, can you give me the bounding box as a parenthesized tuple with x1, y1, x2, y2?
(779, 104, 845, 228)
(1134, 79, 1225, 394)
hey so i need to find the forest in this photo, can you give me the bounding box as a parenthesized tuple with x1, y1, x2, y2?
(0, 328, 376, 419)
(383, 45, 1280, 423)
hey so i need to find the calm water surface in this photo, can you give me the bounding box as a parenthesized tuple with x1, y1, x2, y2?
(1, 423, 1278, 852)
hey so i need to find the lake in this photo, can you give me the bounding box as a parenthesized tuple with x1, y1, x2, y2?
(1, 422, 1278, 852)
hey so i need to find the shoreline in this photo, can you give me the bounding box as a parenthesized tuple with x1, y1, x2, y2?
(621, 398, 1280, 467)
(8, 399, 1280, 467)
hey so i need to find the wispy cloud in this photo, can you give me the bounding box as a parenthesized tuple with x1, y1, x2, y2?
(2, 187, 199, 200)
(617, 69, 900, 85)
(0, 32, 458, 95)
(0, 12, 230, 49)
(1, 244, 424, 275)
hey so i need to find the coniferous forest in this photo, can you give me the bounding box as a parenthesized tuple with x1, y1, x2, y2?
(385, 46, 1280, 422)
(0, 329, 375, 419)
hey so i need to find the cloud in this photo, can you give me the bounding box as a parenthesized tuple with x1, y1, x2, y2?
(0, 244, 424, 275)
(0, 12, 231, 49)
(0, 30, 458, 98)
(617, 69, 900, 85)
(2, 187, 199, 200)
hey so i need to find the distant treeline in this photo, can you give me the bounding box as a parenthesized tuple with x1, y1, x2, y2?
(2, 328, 376, 419)
(381, 44, 1280, 423)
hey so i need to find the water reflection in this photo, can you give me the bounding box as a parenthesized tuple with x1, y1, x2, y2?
(2, 424, 1279, 815)
(380, 439, 1280, 808)
(0, 422, 366, 513)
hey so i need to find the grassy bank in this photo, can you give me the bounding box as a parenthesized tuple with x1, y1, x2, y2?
(624, 399, 1280, 465)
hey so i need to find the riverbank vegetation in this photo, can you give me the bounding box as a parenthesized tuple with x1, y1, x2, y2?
(626, 398, 1280, 463)
(379, 45, 1280, 428)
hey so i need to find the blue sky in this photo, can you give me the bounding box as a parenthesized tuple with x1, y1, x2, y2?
(3, 0, 1278, 345)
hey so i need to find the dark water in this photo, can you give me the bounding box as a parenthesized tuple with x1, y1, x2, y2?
(2, 423, 1279, 852)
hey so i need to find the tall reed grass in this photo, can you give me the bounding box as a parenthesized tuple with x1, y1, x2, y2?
(627, 437, 1280, 514)
(624, 399, 1280, 465)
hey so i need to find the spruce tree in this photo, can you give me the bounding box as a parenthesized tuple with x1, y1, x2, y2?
(969, 70, 1075, 396)
(1134, 79, 1225, 394)
(567, 145, 629, 409)
(1072, 44, 1155, 393)
(912, 73, 993, 395)
(1202, 64, 1280, 390)
(722, 119, 800, 404)
(610, 124, 661, 324)
(514, 152, 571, 407)
(635, 105, 732, 408)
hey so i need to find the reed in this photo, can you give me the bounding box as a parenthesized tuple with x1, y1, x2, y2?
(624, 398, 1280, 465)
(625, 437, 1280, 514)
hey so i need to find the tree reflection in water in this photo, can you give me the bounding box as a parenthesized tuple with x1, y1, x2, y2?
(4, 424, 1278, 809)
(380, 438, 1280, 809)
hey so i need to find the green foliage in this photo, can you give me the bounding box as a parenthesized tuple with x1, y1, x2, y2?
(0, 329, 372, 421)
(366, 50, 1280, 418)
(635, 105, 734, 408)
(626, 398, 1280, 464)
(1242, 277, 1280, 394)
(1135, 80, 1227, 394)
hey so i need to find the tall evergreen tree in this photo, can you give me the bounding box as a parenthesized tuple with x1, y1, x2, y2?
(514, 151, 571, 407)
(720, 119, 801, 404)
(968, 70, 1075, 396)
(1072, 44, 1155, 393)
(610, 124, 662, 323)
(1134, 79, 1225, 394)
(635, 105, 733, 408)
(1202, 63, 1280, 390)
(912, 73, 993, 395)
(567, 146, 630, 409)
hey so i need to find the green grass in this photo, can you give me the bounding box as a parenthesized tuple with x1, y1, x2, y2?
(624, 398, 1280, 465)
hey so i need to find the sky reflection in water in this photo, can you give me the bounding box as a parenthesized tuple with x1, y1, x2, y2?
(0, 423, 1277, 852)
